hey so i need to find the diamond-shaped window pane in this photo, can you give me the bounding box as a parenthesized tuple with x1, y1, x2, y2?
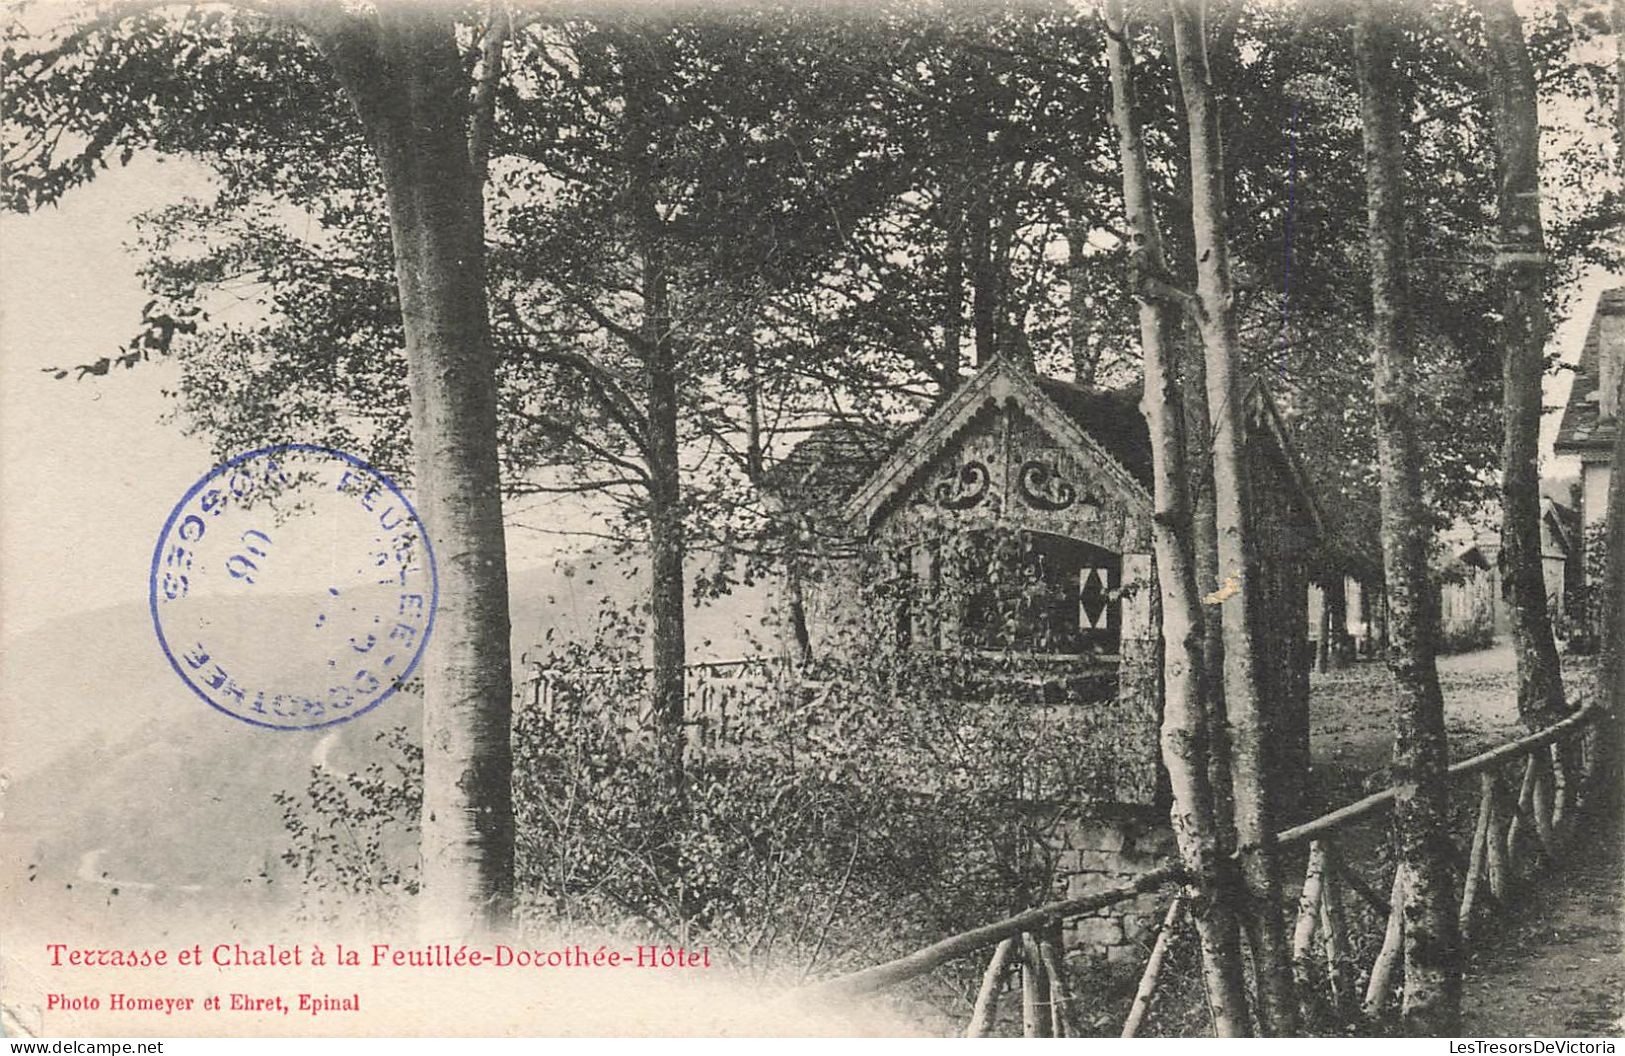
(1080, 567, 1110, 629)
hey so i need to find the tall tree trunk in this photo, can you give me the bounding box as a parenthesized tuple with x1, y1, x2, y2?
(1596, 367, 1625, 828)
(941, 182, 966, 393)
(1156, 8, 1234, 846)
(1179, 321, 1238, 850)
(1478, 0, 1567, 729)
(1103, 1, 1249, 1033)
(643, 244, 687, 807)
(621, 42, 688, 841)
(1169, 1, 1298, 1033)
(323, 7, 514, 935)
(1353, 6, 1464, 1033)
(1594, 0, 1623, 817)
(1618, 0, 1625, 171)
(969, 180, 998, 366)
(1068, 196, 1099, 387)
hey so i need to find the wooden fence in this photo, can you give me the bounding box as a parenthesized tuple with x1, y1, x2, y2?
(520, 657, 807, 754)
(800, 696, 1609, 1037)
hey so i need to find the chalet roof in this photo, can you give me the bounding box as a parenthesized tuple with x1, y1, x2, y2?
(837, 355, 1322, 535)
(1554, 286, 1624, 457)
(841, 357, 1152, 530)
(1030, 375, 1155, 487)
(760, 378, 1155, 513)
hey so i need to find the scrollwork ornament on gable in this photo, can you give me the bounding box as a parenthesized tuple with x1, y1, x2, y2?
(934, 460, 990, 511)
(1017, 459, 1089, 512)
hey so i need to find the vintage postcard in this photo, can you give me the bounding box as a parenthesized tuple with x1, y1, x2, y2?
(1, 0, 1621, 1044)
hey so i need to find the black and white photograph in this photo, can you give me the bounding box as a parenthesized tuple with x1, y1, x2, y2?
(0, 0, 1621, 1041)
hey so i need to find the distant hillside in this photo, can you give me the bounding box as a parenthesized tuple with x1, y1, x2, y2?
(0, 552, 787, 908)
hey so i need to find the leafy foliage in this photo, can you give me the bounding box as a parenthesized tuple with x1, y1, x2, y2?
(509, 528, 1119, 992)
(272, 726, 423, 928)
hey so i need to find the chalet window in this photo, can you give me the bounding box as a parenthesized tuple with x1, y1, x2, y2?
(955, 530, 1122, 656)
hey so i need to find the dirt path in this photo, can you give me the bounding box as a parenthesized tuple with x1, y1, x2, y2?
(1309, 645, 1621, 1037)
(1309, 643, 1533, 809)
(1459, 828, 1625, 1037)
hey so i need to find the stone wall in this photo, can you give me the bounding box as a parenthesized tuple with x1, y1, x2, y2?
(1050, 812, 1177, 964)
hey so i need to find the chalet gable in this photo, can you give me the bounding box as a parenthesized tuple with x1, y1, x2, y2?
(842, 356, 1153, 540)
(842, 356, 1322, 551)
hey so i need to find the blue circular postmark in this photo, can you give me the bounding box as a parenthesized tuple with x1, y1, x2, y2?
(149, 444, 438, 730)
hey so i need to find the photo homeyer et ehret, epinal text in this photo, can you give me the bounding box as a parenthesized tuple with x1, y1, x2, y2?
(0, 0, 1622, 1040)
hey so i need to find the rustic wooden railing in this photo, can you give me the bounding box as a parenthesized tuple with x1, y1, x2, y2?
(798, 695, 1608, 1038)
(519, 657, 811, 755)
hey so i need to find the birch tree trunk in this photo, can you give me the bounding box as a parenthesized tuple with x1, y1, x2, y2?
(1154, 8, 1235, 852)
(1168, 0, 1296, 1032)
(1353, 5, 1464, 1033)
(1103, 0, 1249, 1033)
(321, 6, 514, 934)
(620, 44, 689, 819)
(1478, 0, 1568, 730)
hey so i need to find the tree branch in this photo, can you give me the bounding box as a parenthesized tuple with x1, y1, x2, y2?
(467, 0, 509, 184)
(512, 406, 652, 485)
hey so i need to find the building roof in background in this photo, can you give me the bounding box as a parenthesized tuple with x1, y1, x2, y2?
(759, 417, 895, 513)
(1554, 286, 1624, 456)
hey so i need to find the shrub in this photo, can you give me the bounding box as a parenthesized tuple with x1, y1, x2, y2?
(511, 528, 1113, 992)
(272, 726, 422, 927)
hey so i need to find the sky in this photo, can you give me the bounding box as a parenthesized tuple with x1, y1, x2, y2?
(0, 157, 220, 638)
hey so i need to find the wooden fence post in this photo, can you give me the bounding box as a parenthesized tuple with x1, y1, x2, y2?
(1293, 841, 1329, 996)
(1531, 751, 1557, 857)
(1362, 866, 1407, 1019)
(1505, 755, 1538, 870)
(1460, 773, 1495, 937)
(1039, 928, 1072, 1038)
(1020, 932, 1050, 1038)
(1321, 844, 1355, 1020)
(966, 937, 1016, 1038)
(1549, 740, 1571, 839)
(1121, 896, 1184, 1038)
(1487, 774, 1512, 901)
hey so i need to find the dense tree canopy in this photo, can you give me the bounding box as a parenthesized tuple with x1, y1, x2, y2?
(12, 1, 1614, 586)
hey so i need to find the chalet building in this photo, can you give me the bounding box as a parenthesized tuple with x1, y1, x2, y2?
(812, 354, 1322, 819)
(794, 355, 1325, 958)
(1555, 286, 1624, 576)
